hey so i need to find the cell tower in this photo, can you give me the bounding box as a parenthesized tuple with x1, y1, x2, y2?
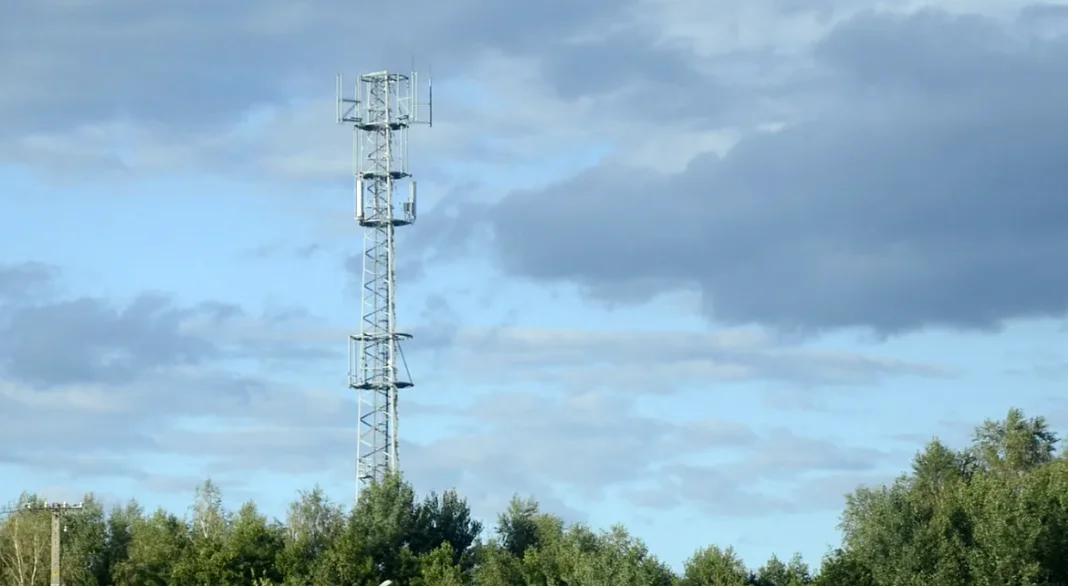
(336, 70, 432, 500)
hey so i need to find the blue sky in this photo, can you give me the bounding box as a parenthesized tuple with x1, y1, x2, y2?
(3, 0, 1068, 573)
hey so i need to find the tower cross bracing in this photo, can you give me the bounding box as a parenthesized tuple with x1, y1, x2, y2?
(336, 70, 431, 500)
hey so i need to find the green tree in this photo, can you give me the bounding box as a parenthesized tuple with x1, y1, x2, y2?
(312, 513, 375, 586)
(971, 408, 1058, 474)
(101, 500, 141, 584)
(178, 479, 234, 585)
(837, 408, 1065, 586)
(413, 489, 482, 571)
(4, 406, 1068, 586)
(59, 494, 109, 586)
(811, 550, 873, 586)
(347, 473, 422, 583)
(562, 525, 674, 586)
(470, 542, 523, 586)
(223, 501, 284, 585)
(680, 545, 748, 586)
(495, 496, 540, 559)
(0, 494, 50, 586)
(418, 542, 466, 586)
(111, 509, 189, 586)
(277, 486, 344, 585)
(753, 553, 811, 586)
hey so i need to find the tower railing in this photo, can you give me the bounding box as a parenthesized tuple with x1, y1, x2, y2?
(336, 70, 432, 501)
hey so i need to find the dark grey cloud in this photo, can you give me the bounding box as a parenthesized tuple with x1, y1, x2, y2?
(0, 264, 335, 387)
(536, 25, 743, 124)
(480, 7, 1068, 335)
(1, 294, 216, 386)
(0, 260, 348, 479)
(0, 262, 58, 303)
(1, 0, 822, 188)
(0, 0, 650, 139)
(0, 0, 833, 188)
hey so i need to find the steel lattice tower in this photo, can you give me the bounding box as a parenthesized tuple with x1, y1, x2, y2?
(336, 70, 432, 500)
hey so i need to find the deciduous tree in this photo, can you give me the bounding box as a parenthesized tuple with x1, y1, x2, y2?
(2, 407, 1066, 586)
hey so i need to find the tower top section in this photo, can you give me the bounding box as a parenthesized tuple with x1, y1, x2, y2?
(336, 71, 433, 130)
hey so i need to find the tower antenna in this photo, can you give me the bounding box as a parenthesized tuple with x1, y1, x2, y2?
(336, 68, 431, 501)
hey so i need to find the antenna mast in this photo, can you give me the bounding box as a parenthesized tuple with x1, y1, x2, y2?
(336, 70, 432, 501)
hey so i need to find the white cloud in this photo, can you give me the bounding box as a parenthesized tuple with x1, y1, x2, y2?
(432, 326, 949, 393)
(3, 0, 1067, 547)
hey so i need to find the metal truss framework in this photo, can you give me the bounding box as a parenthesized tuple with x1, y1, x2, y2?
(336, 70, 431, 500)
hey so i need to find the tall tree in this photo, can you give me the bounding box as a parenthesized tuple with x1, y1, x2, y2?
(414, 489, 482, 570)
(223, 501, 284, 585)
(418, 542, 466, 586)
(838, 408, 1065, 586)
(278, 486, 344, 585)
(0, 494, 50, 586)
(971, 408, 1058, 474)
(494, 496, 539, 559)
(59, 494, 109, 586)
(101, 500, 141, 584)
(111, 509, 189, 586)
(190, 480, 228, 541)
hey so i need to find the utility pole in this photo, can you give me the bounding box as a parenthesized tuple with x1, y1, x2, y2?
(23, 501, 83, 586)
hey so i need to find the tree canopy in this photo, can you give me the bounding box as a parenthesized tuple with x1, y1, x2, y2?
(2, 408, 1066, 585)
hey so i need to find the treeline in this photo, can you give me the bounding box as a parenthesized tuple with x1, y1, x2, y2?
(2, 408, 1067, 585)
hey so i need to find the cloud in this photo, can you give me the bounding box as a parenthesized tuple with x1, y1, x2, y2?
(6, 0, 1062, 526)
(1003, 349, 1068, 381)
(0, 262, 58, 303)
(429, 326, 949, 393)
(111, 384, 894, 519)
(0, 262, 347, 482)
(0, 0, 806, 185)
(0, 264, 336, 388)
(399, 389, 903, 518)
(0, 0, 723, 133)
(0, 0, 658, 176)
(622, 440, 898, 517)
(474, 7, 1068, 335)
(0, 260, 921, 519)
(408, 391, 756, 496)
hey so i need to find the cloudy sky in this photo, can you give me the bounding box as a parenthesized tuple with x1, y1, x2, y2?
(3, 0, 1068, 570)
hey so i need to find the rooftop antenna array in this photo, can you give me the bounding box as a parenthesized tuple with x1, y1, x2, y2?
(336, 68, 432, 501)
